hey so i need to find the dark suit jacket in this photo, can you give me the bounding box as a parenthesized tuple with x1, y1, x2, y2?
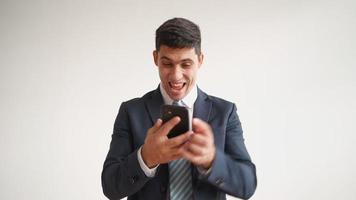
(102, 87, 257, 200)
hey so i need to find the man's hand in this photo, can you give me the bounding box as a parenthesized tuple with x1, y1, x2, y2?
(141, 117, 193, 168)
(182, 118, 216, 169)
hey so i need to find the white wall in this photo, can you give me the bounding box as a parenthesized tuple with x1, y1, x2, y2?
(1, 0, 355, 199)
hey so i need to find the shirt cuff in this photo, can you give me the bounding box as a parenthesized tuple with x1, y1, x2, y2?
(137, 146, 159, 177)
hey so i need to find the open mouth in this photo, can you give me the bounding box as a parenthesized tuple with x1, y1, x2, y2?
(169, 82, 186, 91)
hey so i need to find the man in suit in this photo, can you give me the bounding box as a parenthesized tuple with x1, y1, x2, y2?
(102, 18, 257, 200)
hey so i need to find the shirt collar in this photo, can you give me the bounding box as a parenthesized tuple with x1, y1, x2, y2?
(159, 83, 197, 109)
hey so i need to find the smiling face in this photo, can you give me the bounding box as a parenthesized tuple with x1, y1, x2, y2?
(153, 45, 204, 101)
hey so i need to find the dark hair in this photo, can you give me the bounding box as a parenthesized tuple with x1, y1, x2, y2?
(155, 18, 201, 55)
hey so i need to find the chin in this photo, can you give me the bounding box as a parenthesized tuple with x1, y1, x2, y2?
(168, 94, 183, 101)
(168, 90, 186, 100)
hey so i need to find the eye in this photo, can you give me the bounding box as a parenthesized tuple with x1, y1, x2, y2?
(162, 62, 172, 67)
(182, 62, 192, 68)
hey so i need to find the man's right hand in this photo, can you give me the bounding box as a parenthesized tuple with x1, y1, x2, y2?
(141, 117, 193, 168)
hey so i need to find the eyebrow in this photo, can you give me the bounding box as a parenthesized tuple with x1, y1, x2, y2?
(161, 56, 194, 62)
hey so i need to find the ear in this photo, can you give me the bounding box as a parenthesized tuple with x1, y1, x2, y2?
(198, 53, 204, 68)
(153, 50, 158, 66)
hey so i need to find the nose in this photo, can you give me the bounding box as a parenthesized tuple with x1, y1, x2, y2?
(170, 65, 183, 80)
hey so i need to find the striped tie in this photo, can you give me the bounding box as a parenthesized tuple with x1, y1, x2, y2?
(169, 100, 193, 200)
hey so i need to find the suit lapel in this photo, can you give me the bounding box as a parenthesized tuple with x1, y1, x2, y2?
(145, 86, 164, 124)
(193, 88, 212, 122)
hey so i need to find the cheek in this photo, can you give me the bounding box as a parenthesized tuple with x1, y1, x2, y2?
(185, 70, 197, 81)
(158, 69, 168, 79)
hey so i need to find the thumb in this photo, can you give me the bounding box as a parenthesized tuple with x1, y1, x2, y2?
(192, 118, 211, 135)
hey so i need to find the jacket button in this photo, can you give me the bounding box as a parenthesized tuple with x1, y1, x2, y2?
(130, 175, 139, 184)
(215, 178, 224, 186)
(160, 185, 167, 193)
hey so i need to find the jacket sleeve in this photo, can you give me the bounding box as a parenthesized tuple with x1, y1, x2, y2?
(101, 102, 151, 199)
(200, 103, 257, 199)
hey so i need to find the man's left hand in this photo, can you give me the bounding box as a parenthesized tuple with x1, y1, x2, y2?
(181, 118, 216, 169)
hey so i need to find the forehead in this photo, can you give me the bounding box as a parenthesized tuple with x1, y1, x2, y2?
(158, 45, 198, 61)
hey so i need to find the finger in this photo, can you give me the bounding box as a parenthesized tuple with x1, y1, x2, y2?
(186, 142, 205, 156)
(168, 147, 184, 160)
(158, 116, 181, 136)
(153, 118, 163, 130)
(166, 131, 193, 148)
(161, 147, 184, 163)
(149, 119, 163, 134)
(189, 133, 208, 146)
(192, 118, 212, 136)
(181, 148, 200, 164)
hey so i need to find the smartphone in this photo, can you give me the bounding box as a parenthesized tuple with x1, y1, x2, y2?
(160, 105, 190, 138)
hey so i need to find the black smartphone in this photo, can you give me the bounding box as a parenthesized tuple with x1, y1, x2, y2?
(160, 105, 190, 138)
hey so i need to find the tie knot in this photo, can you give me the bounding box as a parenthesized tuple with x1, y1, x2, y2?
(172, 100, 180, 106)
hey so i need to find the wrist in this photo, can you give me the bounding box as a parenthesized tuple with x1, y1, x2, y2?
(202, 148, 216, 169)
(201, 160, 213, 169)
(141, 144, 157, 168)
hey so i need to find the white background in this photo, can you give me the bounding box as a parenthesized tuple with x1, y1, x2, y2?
(1, 0, 355, 199)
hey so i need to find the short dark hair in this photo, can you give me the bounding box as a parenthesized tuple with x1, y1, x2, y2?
(155, 18, 201, 55)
